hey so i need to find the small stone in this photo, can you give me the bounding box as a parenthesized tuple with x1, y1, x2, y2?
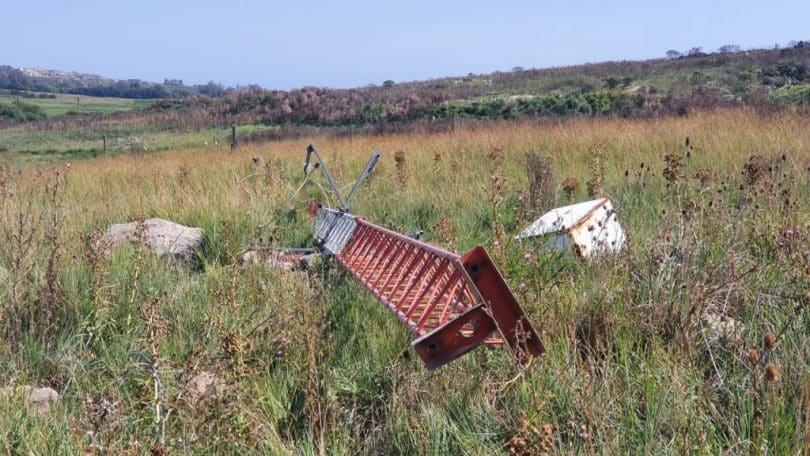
(240, 248, 312, 272)
(702, 313, 743, 343)
(183, 371, 228, 404)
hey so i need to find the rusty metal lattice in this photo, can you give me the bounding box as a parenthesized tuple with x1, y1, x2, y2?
(315, 207, 544, 370)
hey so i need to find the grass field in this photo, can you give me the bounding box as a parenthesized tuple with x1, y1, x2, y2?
(0, 108, 808, 454)
(0, 123, 279, 161)
(0, 92, 152, 118)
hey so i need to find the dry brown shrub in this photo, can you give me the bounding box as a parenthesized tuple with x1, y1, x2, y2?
(743, 155, 767, 185)
(393, 150, 408, 188)
(525, 152, 554, 212)
(663, 153, 684, 186)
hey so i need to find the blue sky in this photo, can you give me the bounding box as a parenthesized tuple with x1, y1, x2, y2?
(2, 0, 808, 90)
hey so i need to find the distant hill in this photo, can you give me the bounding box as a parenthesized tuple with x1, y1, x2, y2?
(141, 44, 810, 130)
(0, 65, 228, 99)
(2, 42, 809, 129)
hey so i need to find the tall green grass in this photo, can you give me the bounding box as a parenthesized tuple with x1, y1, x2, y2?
(0, 108, 808, 454)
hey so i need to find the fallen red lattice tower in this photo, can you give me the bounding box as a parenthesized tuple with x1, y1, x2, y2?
(314, 207, 545, 370)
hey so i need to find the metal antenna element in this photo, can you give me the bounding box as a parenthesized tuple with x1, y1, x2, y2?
(303, 144, 380, 212)
(345, 150, 381, 208)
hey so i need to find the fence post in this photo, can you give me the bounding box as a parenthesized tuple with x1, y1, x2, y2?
(231, 124, 237, 150)
(102, 134, 107, 155)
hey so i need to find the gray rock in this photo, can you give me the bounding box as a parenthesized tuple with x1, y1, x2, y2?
(240, 248, 303, 271)
(1, 385, 59, 415)
(183, 371, 228, 404)
(701, 313, 744, 344)
(101, 218, 203, 261)
(299, 253, 323, 270)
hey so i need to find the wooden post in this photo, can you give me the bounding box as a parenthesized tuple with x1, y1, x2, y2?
(231, 124, 237, 150)
(102, 134, 107, 155)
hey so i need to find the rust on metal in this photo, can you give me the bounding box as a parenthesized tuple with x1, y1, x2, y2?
(318, 207, 544, 370)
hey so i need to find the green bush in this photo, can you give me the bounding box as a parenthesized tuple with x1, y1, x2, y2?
(0, 101, 47, 122)
(770, 84, 810, 105)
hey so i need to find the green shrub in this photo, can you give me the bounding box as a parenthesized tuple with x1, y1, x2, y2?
(0, 101, 47, 122)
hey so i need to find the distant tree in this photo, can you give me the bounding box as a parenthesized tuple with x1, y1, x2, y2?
(196, 81, 226, 97)
(604, 77, 621, 89)
(687, 47, 704, 57)
(718, 44, 741, 53)
(665, 50, 681, 60)
(511, 66, 525, 72)
(383, 80, 395, 88)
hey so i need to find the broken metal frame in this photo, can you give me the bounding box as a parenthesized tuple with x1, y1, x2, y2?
(303, 144, 381, 212)
(295, 144, 544, 370)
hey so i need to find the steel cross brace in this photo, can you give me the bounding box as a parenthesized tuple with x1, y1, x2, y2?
(303, 144, 381, 212)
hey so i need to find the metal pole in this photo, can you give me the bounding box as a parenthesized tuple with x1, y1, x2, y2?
(305, 144, 348, 210)
(231, 124, 237, 150)
(345, 150, 381, 208)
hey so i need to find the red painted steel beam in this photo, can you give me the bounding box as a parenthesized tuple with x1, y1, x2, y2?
(323, 212, 544, 370)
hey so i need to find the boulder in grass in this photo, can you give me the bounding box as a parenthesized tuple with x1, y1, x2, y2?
(101, 218, 204, 261)
(1, 385, 59, 416)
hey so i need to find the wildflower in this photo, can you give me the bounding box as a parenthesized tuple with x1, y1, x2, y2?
(523, 251, 533, 261)
(784, 229, 796, 238)
(517, 283, 527, 291)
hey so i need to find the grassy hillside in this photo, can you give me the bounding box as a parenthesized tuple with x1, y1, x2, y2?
(0, 108, 808, 453)
(2, 45, 809, 162)
(0, 92, 153, 117)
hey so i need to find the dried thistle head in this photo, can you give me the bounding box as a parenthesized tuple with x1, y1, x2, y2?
(176, 165, 190, 187)
(434, 215, 457, 247)
(561, 177, 580, 199)
(663, 153, 684, 186)
(693, 168, 716, 186)
(586, 156, 604, 198)
(394, 150, 407, 187)
(763, 332, 777, 349)
(486, 147, 504, 165)
(764, 362, 780, 382)
(525, 152, 554, 211)
(743, 155, 767, 185)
